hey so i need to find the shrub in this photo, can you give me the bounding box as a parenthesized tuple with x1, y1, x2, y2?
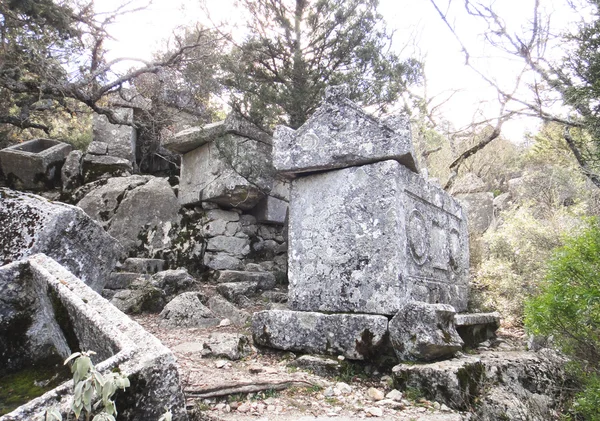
(525, 219, 600, 420)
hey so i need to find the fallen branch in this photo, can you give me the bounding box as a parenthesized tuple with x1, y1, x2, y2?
(184, 379, 317, 398)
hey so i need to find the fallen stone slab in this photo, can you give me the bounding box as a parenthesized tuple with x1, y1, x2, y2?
(218, 270, 276, 290)
(150, 269, 196, 298)
(252, 310, 389, 360)
(86, 141, 109, 156)
(389, 301, 463, 362)
(0, 188, 122, 291)
(208, 295, 251, 327)
(82, 154, 132, 183)
(61, 149, 83, 192)
(392, 348, 569, 419)
(173, 333, 251, 361)
(122, 257, 165, 274)
(159, 292, 219, 328)
(287, 355, 342, 377)
(0, 254, 187, 421)
(455, 312, 501, 348)
(0, 138, 72, 190)
(217, 281, 259, 303)
(110, 284, 166, 314)
(105, 272, 149, 290)
(288, 160, 469, 315)
(272, 87, 417, 176)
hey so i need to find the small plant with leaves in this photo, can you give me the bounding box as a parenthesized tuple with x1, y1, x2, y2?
(45, 351, 130, 421)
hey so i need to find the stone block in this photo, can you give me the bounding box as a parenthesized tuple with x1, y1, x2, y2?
(216, 281, 258, 303)
(455, 312, 501, 348)
(159, 292, 218, 328)
(218, 270, 276, 290)
(272, 89, 417, 176)
(82, 154, 133, 183)
(179, 138, 273, 209)
(252, 195, 288, 225)
(288, 160, 469, 315)
(252, 309, 389, 360)
(122, 257, 165, 274)
(0, 188, 122, 291)
(389, 301, 463, 362)
(61, 150, 83, 192)
(1, 254, 187, 420)
(203, 252, 243, 270)
(92, 108, 137, 164)
(0, 138, 72, 190)
(455, 192, 494, 235)
(106, 272, 148, 290)
(207, 295, 251, 326)
(86, 141, 109, 155)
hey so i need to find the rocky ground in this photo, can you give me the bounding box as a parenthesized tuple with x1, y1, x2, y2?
(133, 314, 528, 421)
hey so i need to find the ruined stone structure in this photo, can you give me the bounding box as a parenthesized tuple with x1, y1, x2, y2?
(252, 87, 471, 361)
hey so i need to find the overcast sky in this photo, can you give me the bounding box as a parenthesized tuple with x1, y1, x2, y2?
(99, 0, 585, 142)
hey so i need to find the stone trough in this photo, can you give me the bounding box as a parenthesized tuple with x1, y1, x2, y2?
(0, 139, 72, 190)
(0, 254, 187, 421)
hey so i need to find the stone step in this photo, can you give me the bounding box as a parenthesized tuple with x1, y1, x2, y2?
(121, 257, 165, 274)
(217, 270, 276, 290)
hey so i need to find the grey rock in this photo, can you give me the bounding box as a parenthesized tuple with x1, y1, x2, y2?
(251, 195, 288, 225)
(2, 254, 187, 421)
(455, 312, 501, 348)
(251, 309, 389, 360)
(92, 108, 136, 164)
(262, 290, 288, 303)
(200, 333, 251, 360)
(0, 138, 72, 190)
(449, 173, 487, 194)
(163, 121, 226, 154)
(82, 154, 133, 183)
(86, 141, 109, 155)
(77, 175, 180, 255)
(288, 160, 469, 315)
(455, 192, 494, 235)
(0, 188, 122, 291)
(218, 270, 276, 290)
(150, 269, 196, 298)
(123, 257, 165, 274)
(223, 111, 273, 145)
(272, 89, 417, 176)
(110, 285, 166, 314)
(159, 292, 218, 328)
(106, 272, 149, 290)
(392, 348, 569, 419)
(207, 295, 251, 326)
(493, 192, 513, 213)
(61, 149, 83, 192)
(203, 252, 243, 270)
(206, 235, 250, 256)
(205, 209, 240, 222)
(389, 301, 463, 362)
(216, 281, 258, 303)
(288, 355, 341, 377)
(178, 136, 273, 209)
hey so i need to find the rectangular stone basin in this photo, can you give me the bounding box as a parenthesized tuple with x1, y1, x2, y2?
(0, 139, 72, 190)
(0, 254, 187, 421)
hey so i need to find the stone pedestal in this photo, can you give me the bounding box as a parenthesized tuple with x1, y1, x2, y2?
(288, 160, 469, 314)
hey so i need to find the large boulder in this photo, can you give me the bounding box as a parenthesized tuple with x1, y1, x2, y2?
(0, 188, 122, 291)
(77, 175, 180, 255)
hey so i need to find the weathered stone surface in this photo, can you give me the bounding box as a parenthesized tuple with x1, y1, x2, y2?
(449, 173, 487, 195)
(163, 112, 271, 155)
(0, 138, 72, 190)
(287, 355, 341, 377)
(92, 108, 137, 164)
(203, 253, 243, 270)
(178, 136, 273, 209)
(193, 333, 251, 360)
(77, 175, 180, 254)
(218, 270, 276, 290)
(217, 281, 258, 303)
(389, 301, 463, 362)
(86, 141, 109, 155)
(81, 154, 133, 183)
(272, 88, 416, 176)
(123, 257, 165, 274)
(0, 188, 122, 291)
(392, 348, 569, 419)
(1, 254, 188, 421)
(206, 235, 250, 256)
(61, 149, 83, 192)
(493, 192, 513, 214)
(252, 310, 389, 360)
(252, 195, 288, 225)
(110, 285, 166, 314)
(455, 192, 494, 235)
(207, 295, 251, 326)
(288, 160, 469, 315)
(150, 269, 196, 298)
(455, 312, 501, 348)
(105, 272, 148, 290)
(159, 292, 218, 328)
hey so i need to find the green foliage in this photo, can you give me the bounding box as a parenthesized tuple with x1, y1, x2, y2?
(525, 220, 600, 420)
(221, 0, 422, 129)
